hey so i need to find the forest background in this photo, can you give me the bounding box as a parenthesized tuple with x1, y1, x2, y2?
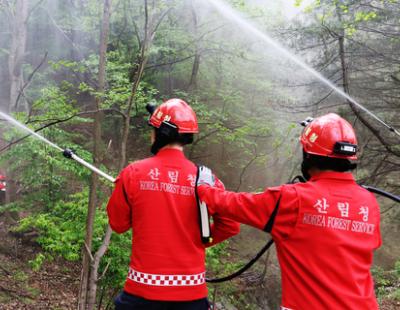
(0, 0, 399, 309)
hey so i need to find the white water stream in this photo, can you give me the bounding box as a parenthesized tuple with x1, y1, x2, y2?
(0, 111, 63, 152)
(205, 0, 400, 137)
(0, 111, 115, 182)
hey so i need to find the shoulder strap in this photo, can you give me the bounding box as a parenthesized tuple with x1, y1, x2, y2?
(263, 195, 281, 233)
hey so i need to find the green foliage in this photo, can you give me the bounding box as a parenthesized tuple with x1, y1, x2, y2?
(390, 288, 400, 301)
(14, 270, 29, 282)
(0, 122, 93, 212)
(100, 229, 132, 288)
(394, 260, 400, 277)
(373, 266, 391, 287)
(372, 264, 400, 301)
(206, 241, 246, 308)
(17, 190, 92, 261)
(368, 258, 400, 306)
(206, 242, 229, 273)
(16, 189, 132, 288)
(355, 11, 377, 22)
(373, 267, 390, 298)
(294, 0, 304, 7)
(29, 253, 46, 272)
(49, 60, 87, 73)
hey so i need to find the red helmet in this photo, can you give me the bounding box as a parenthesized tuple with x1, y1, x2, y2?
(300, 113, 358, 160)
(148, 99, 198, 133)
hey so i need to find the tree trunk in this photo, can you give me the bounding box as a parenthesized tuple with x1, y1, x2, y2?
(84, 4, 168, 308)
(188, 3, 200, 91)
(78, 1, 112, 309)
(87, 225, 112, 310)
(120, 17, 152, 168)
(8, 0, 29, 113)
(189, 54, 200, 91)
(83, 2, 167, 307)
(4, 0, 29, 205)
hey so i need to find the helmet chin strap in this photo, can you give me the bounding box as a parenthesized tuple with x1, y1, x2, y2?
(301, 160, 312, 181)
(301, 151, 312, 181)
(150, 122, 180, 155)
(150, 139, 165, 155)
(150, 121, 194, 155)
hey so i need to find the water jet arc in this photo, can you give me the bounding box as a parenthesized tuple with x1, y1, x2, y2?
(0, 111, 115, 183)
(206, 0, 400, 137)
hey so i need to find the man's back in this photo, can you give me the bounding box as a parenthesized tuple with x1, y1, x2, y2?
(276, 171, 381, 309)
(197, 170, 381, 309)
(108, 148, 239, 301)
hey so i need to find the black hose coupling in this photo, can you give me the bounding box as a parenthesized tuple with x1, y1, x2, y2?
(146, 103, 157, 115)
(300, 117, 314, 127)
(63, 148, 75, 159)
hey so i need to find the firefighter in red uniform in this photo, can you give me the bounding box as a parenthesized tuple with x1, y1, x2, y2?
(0, 175, 6, 190)
(196, 113, 381, 309)
(107, 99, 239, 310)
(0, 175, 5, 204)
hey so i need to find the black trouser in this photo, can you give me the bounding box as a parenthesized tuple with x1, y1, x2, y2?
(114, 291, 210, 310)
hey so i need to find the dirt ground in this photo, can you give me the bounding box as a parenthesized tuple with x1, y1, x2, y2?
(0, 216, 79, 310)
(0, 217, 399, 309)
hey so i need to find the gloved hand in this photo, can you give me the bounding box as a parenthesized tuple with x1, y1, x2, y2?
(196, 165, 215, 187)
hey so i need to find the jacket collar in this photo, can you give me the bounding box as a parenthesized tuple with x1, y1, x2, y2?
(309, 171, 355, 182)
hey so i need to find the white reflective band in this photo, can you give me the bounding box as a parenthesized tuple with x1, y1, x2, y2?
(281, 307, 294, 310)
(342, 145, 356, 152)
(127, 267, 206, 286)
(199, 201, 211, 239)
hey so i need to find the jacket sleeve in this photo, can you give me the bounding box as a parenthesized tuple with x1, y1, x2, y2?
(198, 184, 282, 231)
(207, 215, 240, 247)
(106, 167, 132, 234)
(206, 178, 240, 246)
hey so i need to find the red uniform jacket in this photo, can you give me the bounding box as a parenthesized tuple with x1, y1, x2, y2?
(107, 148, 239, 301)
(198, 171, 381, 309)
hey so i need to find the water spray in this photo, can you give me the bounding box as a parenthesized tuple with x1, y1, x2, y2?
(0, 111, 64, 152)
(206, 0, 400, 138)
(0, 111, 115, 183)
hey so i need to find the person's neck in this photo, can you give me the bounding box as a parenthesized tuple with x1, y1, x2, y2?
(309, 168, 327, 176)
(160, 144, 183, 152)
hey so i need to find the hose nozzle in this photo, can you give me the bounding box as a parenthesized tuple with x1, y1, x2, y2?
(63, 148, 75, 159)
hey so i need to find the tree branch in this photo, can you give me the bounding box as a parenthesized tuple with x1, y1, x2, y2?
(151, 7, 172, 36)
(15, 51, 48, 109)
(145, 55, 195, 70)
(0, 109, 126, 153)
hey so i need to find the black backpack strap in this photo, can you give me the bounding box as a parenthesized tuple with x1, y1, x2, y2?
(263, 195, 281, 233)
